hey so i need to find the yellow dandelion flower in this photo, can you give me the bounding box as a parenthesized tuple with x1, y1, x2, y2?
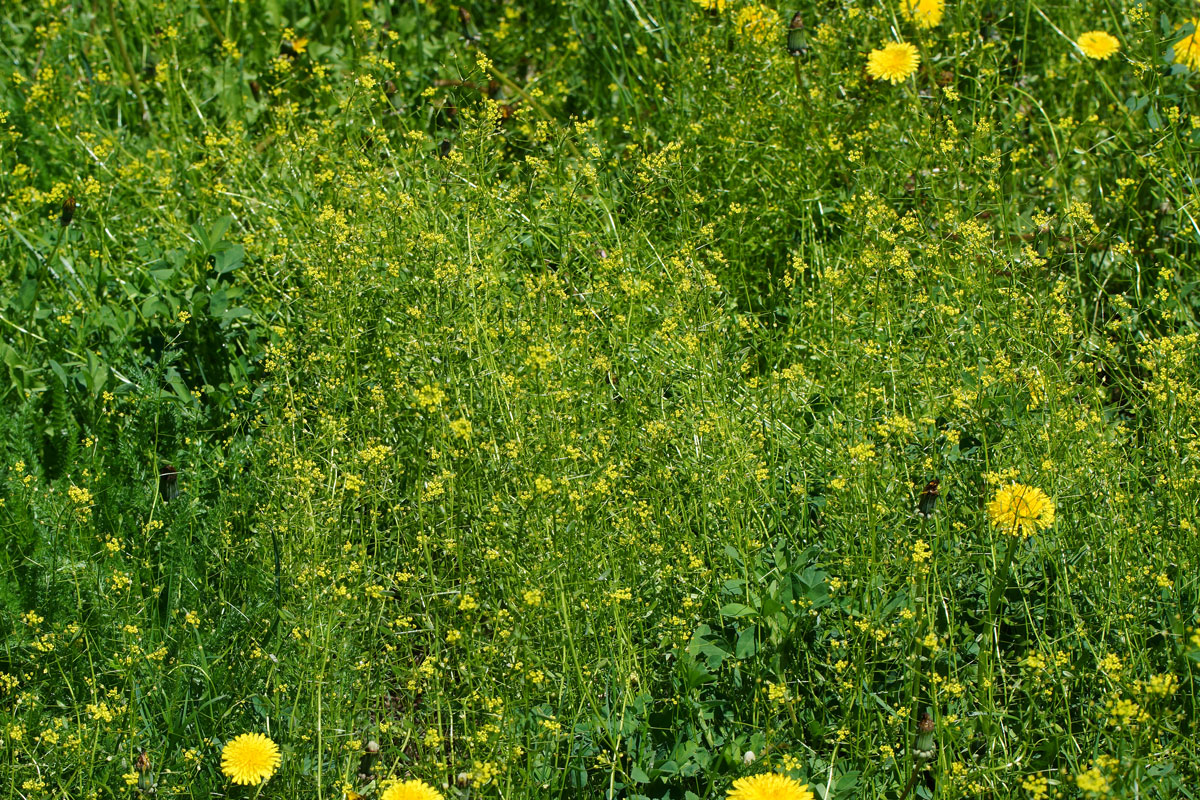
(987, 483, 1054, 536)
(1077, 31, 1120, 60)
(220, 733, 281, 786)
(900, 0, 945, 29)
(381, 779, 444, 800)
(727, 773, 815, 800)
(1174, 19, 1200, 69)
(866, 42, 920, 84)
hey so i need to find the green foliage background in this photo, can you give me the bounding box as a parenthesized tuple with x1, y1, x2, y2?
(1, 0, 1198, 797)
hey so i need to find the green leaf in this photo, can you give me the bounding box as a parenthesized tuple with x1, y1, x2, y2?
(85, 351, 109, 397)
(719, 602, 756, 618)
(48, 359, 69, 389)
(214, 244, 244, 274)
(201, 215, 233, 253)
(735, 626, 757, 658)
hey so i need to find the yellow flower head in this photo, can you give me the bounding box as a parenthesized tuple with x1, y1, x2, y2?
(735, 4, 778, 45)
(1174, 19, 1200, 69)
(900, 0, 945, 28)
(381, 779, 444, 800)
(1077, 31, 1120, 60)
(866, 42, 920, 84)
(727, 773, 815, 800)
(988, 483, 1054, 536)
(220, 733, 281, 786)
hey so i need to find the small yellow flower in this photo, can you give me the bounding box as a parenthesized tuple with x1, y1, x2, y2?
(1174, 18, 1200, 69)
(735, 4, 777, 45)
(727, 773, 815, 800)
(988, 483, 1055, 536)
(381, 779, 444, 800)
(220, 733, 281, 786)
(900, 0, 945, 28)
(866, 42, 920, 84)
(1077, 31, 1120, 60)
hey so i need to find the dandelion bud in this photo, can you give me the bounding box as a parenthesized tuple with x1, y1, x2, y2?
(916, 478, 940, 518)
(357, 740, 380, 780)
(912, 712, 936, 763)
(135, 751, 155, 793)
(456, 771, 471, 787)
(458, 7, 480, 44)
(742, 750, 756, 765)
(786, 12, 807, 57)
(159, 464, 179, 502)
(60, 195, 76, 227)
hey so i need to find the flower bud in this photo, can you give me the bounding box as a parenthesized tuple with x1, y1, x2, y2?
(787, 13, 808, 57)
(159, 464, 179, 502)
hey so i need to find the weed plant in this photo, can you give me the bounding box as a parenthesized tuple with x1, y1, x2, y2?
(0, 0, 1198, 798)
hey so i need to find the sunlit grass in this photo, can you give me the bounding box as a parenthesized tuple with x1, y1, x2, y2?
(0, 1, 1197, 798)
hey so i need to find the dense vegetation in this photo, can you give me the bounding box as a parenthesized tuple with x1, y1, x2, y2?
(1, 0, 1198, 797)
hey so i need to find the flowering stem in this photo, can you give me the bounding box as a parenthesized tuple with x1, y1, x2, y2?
(480, 62, 584, 162)
(29, 223, 66, 321)
(978, 526, 1020, 719)
(986, 528, 1021, 621)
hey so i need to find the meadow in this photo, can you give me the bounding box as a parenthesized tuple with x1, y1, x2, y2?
(1, 0, 1198, 797)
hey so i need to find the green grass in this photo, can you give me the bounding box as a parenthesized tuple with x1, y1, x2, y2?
(1, 0, 1198, 798)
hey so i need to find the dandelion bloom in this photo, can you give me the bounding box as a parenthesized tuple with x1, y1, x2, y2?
(988, 483, 1054, 536)
(1174, 19, 1200, 69)
(220, 733, 281, 785)
(1077, 31, 1120, 60)
(727, 773, 815, 800)
(866, 42, 920, 84)
(381, 780, 444, 800)
(900, 0, 945, 29)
